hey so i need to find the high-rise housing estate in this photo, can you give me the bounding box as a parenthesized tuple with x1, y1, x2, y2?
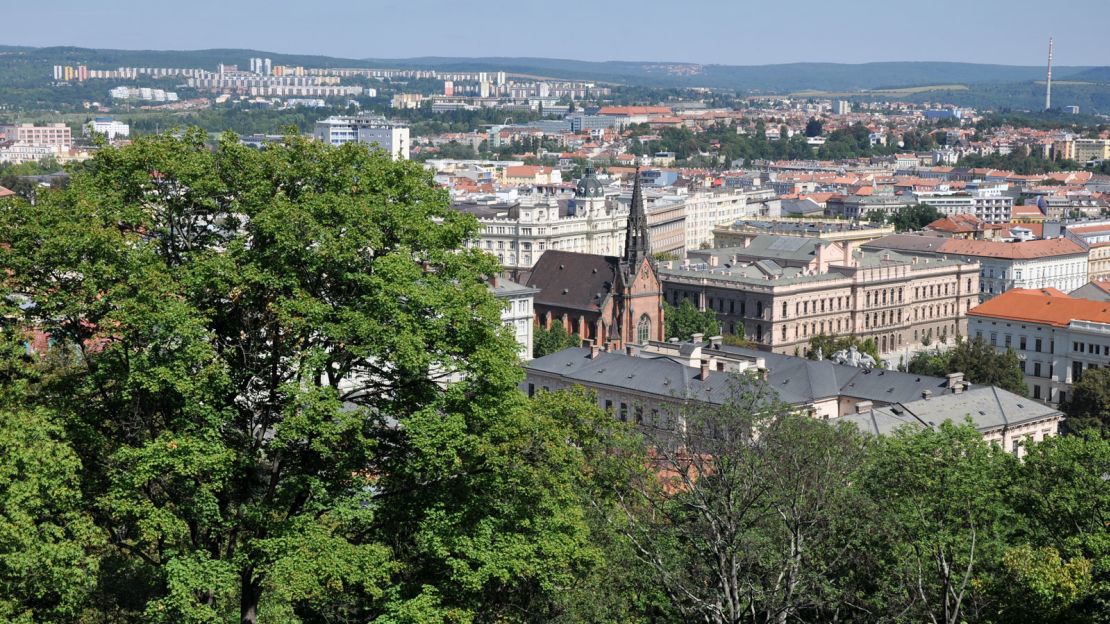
(313, 114, 410, 160)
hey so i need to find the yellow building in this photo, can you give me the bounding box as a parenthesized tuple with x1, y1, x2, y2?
(1071, 139, 1110, 162)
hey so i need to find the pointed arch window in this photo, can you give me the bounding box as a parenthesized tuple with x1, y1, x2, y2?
(636, 314, 651, 344)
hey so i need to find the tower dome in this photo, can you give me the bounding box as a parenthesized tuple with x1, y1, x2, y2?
(575, 165, 604, 198)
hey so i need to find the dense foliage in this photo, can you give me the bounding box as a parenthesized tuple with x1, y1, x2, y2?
(806, 333, 880, 362)
(1, 131, 1107, 624)
(663, 299, 721, 341)
(906, 336, 1028, 396)
(1062, 368, 1110, 435)
(533, 322, 582, 358)
(866, 203, 943, 232)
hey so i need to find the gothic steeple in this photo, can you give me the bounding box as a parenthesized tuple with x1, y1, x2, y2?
(624, 167, 651, 267)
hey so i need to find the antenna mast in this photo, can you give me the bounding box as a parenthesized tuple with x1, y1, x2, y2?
(1045, 37, 1054, 111)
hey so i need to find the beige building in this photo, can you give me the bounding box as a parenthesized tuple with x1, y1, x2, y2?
(660, 236, 979, 359)
(1071, 138, 1110, 163)
(713, 218, 894, 249)
(0, 123, 72, 150)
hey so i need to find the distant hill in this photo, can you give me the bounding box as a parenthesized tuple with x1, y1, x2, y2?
(3, 46, 1104, 91)
(357, 56, 1105, 92)
(1, 46, 1108, 112)
(1065, 67, 1110, 83)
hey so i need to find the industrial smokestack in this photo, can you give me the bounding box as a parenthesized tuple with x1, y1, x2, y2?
(1045, 37, 1054, 111)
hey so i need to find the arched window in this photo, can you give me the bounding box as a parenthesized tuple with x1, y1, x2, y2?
(636, 314, 651, 344)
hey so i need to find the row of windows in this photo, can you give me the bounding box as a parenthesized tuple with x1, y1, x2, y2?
(865, 309, 903, 328)
(980, 331, 1047, 353)
(1073, 341, 1110, 356)
(868, 287, 904, 307)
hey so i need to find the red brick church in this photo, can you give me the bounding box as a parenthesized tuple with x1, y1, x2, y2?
(525, 169, 664, 348)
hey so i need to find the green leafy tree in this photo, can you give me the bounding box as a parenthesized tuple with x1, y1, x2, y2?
(888, 203, 943, 232)
(1014, 435, 1110, 622)
(663, 299, 720, 341)
(1062, 368, 1110, 434)
(859, 422, 1018, 624)
(610, 374, 871, 624)
(807, 333, 880, 362)
(0, 129, 595, 622)
(0, 406, 103, 623)
(907, 337, 1027, 396)
(804, 117, 823, 137)
(533, 322, 582, 358)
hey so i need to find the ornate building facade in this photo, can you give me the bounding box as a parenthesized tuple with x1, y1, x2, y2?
(525, 170, 665, 348)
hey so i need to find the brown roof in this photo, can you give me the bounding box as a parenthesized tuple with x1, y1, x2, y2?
(940, 237, 1086, 260)
(926, 214, 989, 233)
(0, 185, 14, 198)
(526, 250, 620, 313)
(969, 289, 1110, 327)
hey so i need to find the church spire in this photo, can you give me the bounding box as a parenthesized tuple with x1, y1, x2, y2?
(624, 167, 650, 267)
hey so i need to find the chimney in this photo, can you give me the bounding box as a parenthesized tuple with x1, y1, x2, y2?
(700, 359, 710, 380)
(743, 236, 752, 248)
(626, 344, 640, 358)
(921, 389, 932, 401)
(691, 332, 705, 344)
(709, 254, 719, 267)
(946, 372, 965, 393)
(855, 400, 874, 414)
(590, 343, 600, 359)
(709, 335, 723, 349)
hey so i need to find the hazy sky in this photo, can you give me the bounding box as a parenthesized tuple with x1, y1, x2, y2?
(7, 0, 1109, 66)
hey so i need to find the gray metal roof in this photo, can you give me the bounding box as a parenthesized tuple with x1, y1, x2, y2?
(527, 343, 974, 410)
(840, 385, 1062, 435)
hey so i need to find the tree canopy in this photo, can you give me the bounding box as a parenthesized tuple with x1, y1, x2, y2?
(906, 337, 1028, 396)
(663, 299, 720, 342)
(1062, 368, 1110, 435)
(0, 129, 602, 623)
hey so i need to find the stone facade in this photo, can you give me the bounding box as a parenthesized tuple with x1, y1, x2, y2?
(661, 239, 979, 359)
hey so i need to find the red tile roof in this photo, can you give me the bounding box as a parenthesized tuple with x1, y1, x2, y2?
(941, 237, 1086, 260)
(969, 289, 1110, 327)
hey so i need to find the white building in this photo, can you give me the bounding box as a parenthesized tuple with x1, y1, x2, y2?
(313, 115, 410, 160)
(682, 188, 780, 250)
(84, 118, 130, 141)
(969, 288, 1110, 405)
(938, 238, 1089, 300)
(458, 168, 627, 270)
(912, 184, 1014, 224)
(490, 277, 538, 360)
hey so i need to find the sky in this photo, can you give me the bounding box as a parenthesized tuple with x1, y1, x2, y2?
(6, 0, 1109, 66)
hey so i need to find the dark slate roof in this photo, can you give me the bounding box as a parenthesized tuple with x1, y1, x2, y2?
(863, 233, 948, 255)
(526, 250, 620, 312)
(526, 347, 751, 405)
(489, 277, 538, 298)
(841, 385, 1062, 435)
(528, 341, 961, 408)
(710, 344, 951, 405)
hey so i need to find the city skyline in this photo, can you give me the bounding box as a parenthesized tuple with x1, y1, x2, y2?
(6, 0, 1110, 67)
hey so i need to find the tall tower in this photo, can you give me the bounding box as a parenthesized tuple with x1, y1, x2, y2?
(623, 168, 651, 268)
(1045, 37, 1054, 111)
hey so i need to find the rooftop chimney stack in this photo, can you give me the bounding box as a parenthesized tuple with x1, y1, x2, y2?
(700, 359, 710, 380)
